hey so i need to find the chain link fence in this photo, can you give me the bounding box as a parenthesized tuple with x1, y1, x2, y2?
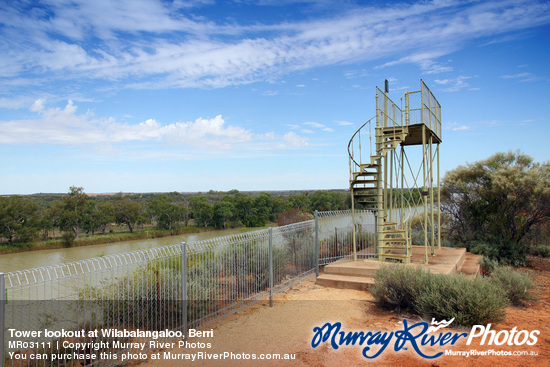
(1, 210, 374, 367)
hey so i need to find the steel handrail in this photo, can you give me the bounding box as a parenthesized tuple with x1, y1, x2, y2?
(347, 116, 375, 172)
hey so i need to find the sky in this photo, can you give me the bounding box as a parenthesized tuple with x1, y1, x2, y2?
(1, 0, 549, 195)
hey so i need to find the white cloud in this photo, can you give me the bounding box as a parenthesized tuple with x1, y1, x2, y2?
(302, 121, 335, 133)
(30, 99, 46, 112)
(434, 76, 473, 92)
(2, 0, 549, 88)
(501, 72, 538, 82)
(377, 50, 453, 74)
(304, 121, 325, 129)
(445, 122, 471, 131)
(0, 100, 315, 153)
(281, 131, 309, 148)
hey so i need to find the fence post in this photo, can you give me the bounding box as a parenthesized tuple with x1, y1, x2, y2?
(180, 243, 187, 340)
(315, 211, 319, 277)
(374, 212, 378, 258)
(1, 273, 5, 367)
(268, 228, 273, 308)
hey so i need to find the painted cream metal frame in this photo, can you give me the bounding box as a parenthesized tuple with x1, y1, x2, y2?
(348, 80, 442, 264)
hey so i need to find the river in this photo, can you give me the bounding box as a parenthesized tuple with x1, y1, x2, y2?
(0, 226, 270, 274)
(0, 206, 429, 274)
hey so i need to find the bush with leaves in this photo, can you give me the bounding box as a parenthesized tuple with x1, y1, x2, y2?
(80, 264, 183, 330)
(414, 274, 508, 326)
(370, 265, 429, 312)
(478, 255, 499, 275)
(442, 151, 550, 265)
(532, 245, 550, 258)
(371, 264, 510, 326)
(488, 266, 535, 306)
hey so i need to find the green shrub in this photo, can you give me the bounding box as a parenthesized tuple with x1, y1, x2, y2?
(468, 240, 499, 259)
(372, 264, 510, 326)
(370, 264, 429, 312)
(488, 266, 535, 306)
(414, 274, 509, 326)
(410, 229, 425, 247)
(61, 231, 75, 247)
(80, 265, 183, 330)
(319, 230, 374, 260)
(533, 245, 550, 258)
(479, 256, 499, 275)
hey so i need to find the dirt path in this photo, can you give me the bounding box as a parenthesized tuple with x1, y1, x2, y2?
(143, 257, 550, 367)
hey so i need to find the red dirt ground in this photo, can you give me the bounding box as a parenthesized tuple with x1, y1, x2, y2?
(144, 257, 549, 367)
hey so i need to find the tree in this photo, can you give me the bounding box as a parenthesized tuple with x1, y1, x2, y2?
(272, 196, 293, 222)
(310, 190, 334, 212)
(232, 192, 253, 220)
(442, 151, 550, 264)
(0, 196, 40, 245)
(44, 200, 64, 237)
(58, 186, 88, 239)
(253, 193, 273, 222)
(277, 208, 313, 226)
(93, 201, 115, 235)
(114, 196, 143, 233)
(190, 195, 212, 228)
(148, 194, 184, 231)
(288, 193, 310, 211)
(213, 201, 236, 229)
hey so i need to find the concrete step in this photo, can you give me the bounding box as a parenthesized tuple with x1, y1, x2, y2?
(316, 273, 375, 291)
(453, 247, 467, 274)
(323, 261, 380, 277)
(458, 253, 482, 279)
(412, 247, 467, 275)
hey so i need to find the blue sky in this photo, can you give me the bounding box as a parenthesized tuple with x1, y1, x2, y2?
(1, 0, 549, 194)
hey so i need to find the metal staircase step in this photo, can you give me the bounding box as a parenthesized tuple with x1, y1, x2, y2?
(381, 229, 406, 234)
(355, 196, 378, 200)
(352, 173, 378, 180)
(360, 164, 379, 171)
(380, 239, 407, 244)
(379, 253, 411, 263)
(379, 247, 410, 252)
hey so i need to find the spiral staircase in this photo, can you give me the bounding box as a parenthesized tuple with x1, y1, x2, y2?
(350, 124, 412, 263)
(317, 80, 484, 291)
(348, 80, 442, 264)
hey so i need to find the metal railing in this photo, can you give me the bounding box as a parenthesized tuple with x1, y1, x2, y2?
(404, 80, 442, 141)
(1, 210, 374, 367)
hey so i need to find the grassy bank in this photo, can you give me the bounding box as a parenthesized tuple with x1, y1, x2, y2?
(0, 226, 206, 255)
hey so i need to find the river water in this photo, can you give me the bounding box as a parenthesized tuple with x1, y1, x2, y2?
(0, 206, 429, 275)
(0, 226, 269, 274)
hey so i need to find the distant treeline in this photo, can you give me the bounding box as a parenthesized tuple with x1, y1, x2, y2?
(0, 187, 352, 246)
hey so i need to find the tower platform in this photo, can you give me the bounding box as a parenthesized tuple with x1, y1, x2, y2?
(316, 246, 481, 291)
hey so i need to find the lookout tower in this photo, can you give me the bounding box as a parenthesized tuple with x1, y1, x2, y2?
(348, 80, 442, 264)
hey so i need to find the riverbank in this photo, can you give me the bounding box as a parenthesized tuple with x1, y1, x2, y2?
(0, 226, 220, 255)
